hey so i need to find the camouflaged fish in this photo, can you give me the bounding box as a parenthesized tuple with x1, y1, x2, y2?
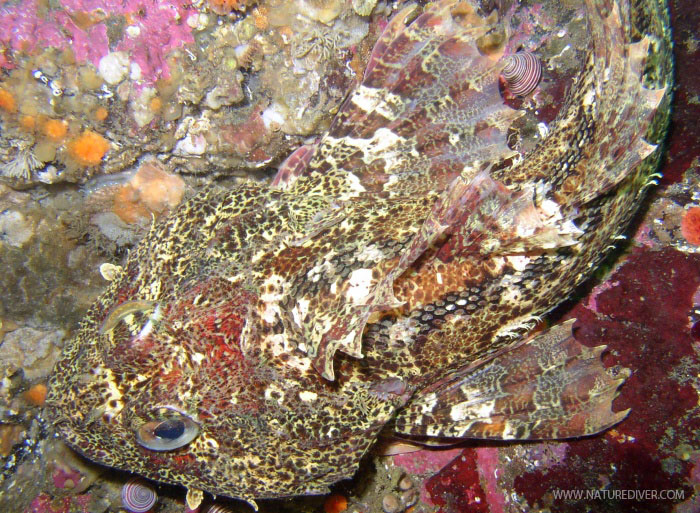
(47, 0, 672, 506)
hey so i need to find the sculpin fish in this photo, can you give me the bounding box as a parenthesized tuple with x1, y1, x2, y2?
(47, 0, 672, 506)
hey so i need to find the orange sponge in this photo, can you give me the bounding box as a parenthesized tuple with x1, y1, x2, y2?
(68, 130, 110, 166)
(112, 161, 186, 224)
(24, 383, 48, 406)
(0, 88, 16, 112)
(43, 119, 68, 142)
(323, 494, 348, 513)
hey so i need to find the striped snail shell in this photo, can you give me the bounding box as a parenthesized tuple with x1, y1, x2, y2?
(121, 478, 158, 513)
(206, 505, 235, 513)
(501, 51, 542, 97)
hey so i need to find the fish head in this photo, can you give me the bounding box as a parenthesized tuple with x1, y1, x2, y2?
(46, 268, 389, 500)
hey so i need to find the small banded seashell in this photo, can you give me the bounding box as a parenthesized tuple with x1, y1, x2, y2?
(207, 505, 235, 513)
(501, 51, 542, 97)
(121, 477, 157, 513)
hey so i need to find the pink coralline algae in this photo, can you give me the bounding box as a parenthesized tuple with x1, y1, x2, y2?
(475, 448, 508, 513)
(392, 447, 463, 476)
(0, 1, 64, 56)
(0, 0, 196, 84)
(51, 462, 83, 490)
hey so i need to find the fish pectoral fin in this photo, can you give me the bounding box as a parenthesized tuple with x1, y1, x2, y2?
(307, 172, 579, 381)
(392, 319, 630, 440)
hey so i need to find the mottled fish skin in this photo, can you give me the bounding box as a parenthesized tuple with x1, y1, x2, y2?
(46, 0, 672, 504)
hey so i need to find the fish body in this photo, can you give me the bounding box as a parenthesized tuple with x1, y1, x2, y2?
(47, 0, 672, 504)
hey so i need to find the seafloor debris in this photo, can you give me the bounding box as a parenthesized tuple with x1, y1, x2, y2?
(0, 328, 65, 381)
(642, 167, 700, 253)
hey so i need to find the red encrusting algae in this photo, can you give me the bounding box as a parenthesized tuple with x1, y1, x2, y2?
(681, 207, 700, 246)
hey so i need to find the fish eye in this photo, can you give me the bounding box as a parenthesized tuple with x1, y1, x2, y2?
(153, 418, 184, 439)
(136, 414, 199, 451)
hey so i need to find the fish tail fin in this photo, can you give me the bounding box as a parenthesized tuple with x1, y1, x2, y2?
(550, 0, 667, 205)
(392, 320, 630, 440)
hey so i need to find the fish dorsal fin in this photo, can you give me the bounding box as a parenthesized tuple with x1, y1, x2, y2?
(289, 0, 521, 202)
(271, 141, 319, 189)
(266, 1, 527, 380)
